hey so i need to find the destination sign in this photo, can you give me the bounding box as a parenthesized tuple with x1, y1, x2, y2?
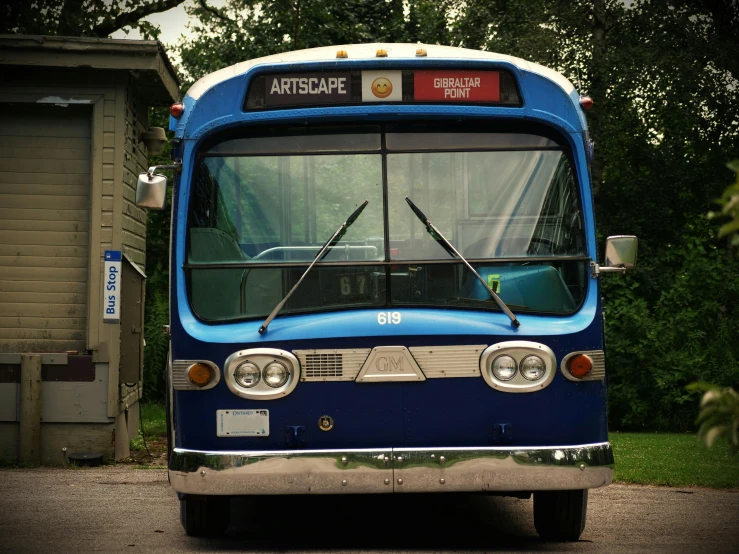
(245, 69, 519, 110)
(265, 72, 353, 107)
(414, 70, 500, 102)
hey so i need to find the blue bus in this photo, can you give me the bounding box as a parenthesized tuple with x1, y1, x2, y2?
(136, 43, 637, 541)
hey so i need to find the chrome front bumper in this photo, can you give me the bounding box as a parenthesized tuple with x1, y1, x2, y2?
(169, 442, 614, 495)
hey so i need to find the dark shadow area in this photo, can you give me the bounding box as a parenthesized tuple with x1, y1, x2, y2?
(190, 493, 554, 551)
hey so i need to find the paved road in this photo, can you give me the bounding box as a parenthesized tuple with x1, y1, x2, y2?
(0, 467, 737, 553)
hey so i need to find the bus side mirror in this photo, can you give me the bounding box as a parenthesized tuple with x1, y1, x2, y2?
(136, 170, 167, 210)
(136, 164, 180, 210)
(601, 235, 638, 273)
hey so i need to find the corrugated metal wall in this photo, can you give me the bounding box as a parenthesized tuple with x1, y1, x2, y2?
(0, 103, 90, 353)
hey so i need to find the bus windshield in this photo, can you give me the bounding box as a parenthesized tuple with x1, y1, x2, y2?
(186, 125, 588, 322)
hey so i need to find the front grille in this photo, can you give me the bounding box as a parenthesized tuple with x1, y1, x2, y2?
(305, 353, 343, 378)
(294, 349, 371, 381)
(409, 345, 486, 378)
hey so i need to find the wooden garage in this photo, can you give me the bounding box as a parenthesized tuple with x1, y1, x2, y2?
(0, 35, 179, 463)
(0, 104, 92, 353)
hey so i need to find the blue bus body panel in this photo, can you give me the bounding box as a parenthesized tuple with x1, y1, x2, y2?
(169, 55, 604, 452)
(171, 297, 606, 451)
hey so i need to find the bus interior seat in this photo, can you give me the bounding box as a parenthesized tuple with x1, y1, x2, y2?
(459, 264, 576, 313)
(189, 227, 280, 320)
(190, 227, 250, 262)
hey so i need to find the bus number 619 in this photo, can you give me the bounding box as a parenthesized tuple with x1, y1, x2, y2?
(377, 311, 401, 325)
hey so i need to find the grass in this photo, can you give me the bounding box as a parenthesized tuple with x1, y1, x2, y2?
(140, 403, 167, 436)
(126, 403, 168, 466)
(611, 432, 739, 488)
(129, 403, 166, 451)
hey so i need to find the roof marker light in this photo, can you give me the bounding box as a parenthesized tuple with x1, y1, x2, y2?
(579, 96, 594, 110)
(415, 48, 427, 57)
(376, 49, 388, 58)
(170, 102, 185, 118)
(336, 50, 348, 59)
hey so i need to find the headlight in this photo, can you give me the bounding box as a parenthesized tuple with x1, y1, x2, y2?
(234, 361, 260, 388)
(263, 361, 289, 388)
(491, 355, 517, 381)
(520, 355, 545, 381)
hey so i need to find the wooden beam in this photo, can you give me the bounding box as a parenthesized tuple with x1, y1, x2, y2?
(19, 354, 41, 463)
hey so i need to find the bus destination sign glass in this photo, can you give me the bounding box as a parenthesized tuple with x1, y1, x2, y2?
(265, 72, 353, 107)
(246, 69, 519, 109)
(414, 70, 500, 102)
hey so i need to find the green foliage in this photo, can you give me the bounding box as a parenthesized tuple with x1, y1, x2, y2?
(611, 432, 739, 488)
(129, 432, 145, 452)
(130, 402, 168, 450)
(710, 160, 739, 245)
(687, 383, 739, 454)
(143, 277, 169, 402)
(0, 0, 187, 38)
(605, 218, 739, 430)
(141, 402, 168, 436)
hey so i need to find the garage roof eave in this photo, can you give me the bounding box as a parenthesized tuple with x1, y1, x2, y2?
(0, 34, 180, 104)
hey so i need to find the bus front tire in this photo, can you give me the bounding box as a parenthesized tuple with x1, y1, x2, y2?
(179, 495, 230, 537)
(533, 489, 588, 541)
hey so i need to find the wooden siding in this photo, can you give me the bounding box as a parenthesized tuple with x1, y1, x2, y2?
(0, 104, 90, 353)
(121, 89, 148, 269)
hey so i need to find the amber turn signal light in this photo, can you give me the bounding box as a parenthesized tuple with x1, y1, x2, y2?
(188, 363, 213, 387)
(567, 354, 593, 379)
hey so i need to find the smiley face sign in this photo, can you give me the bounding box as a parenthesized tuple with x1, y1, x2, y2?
(362, 71, 402, 102)
(371, 77, 393, 99)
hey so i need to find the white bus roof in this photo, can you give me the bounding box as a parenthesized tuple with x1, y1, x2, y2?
(186, 43, 578, 101)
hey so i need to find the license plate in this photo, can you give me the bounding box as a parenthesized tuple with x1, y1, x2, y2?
(216, 409, 269, 437)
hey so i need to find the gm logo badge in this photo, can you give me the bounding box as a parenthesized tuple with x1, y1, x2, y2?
(355, 346, 426, 382)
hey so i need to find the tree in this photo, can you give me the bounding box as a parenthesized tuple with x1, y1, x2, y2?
(178, 0, 448, 83)
(687, 162, 739, 454)
(0, 0, 187, 39)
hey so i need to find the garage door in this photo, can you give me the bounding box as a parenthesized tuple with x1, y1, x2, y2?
(0, 103, 91, 353)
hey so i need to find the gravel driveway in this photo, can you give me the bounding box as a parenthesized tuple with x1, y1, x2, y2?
(0, 467, 736, 553)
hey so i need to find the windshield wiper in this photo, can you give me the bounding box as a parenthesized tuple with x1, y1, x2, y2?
(258, 200, 369, 334)
(405, 197, 521, 328)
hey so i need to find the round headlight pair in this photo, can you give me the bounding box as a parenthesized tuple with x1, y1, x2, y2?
(234, 361, 290, 389)
(491, 354, 546, 381)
